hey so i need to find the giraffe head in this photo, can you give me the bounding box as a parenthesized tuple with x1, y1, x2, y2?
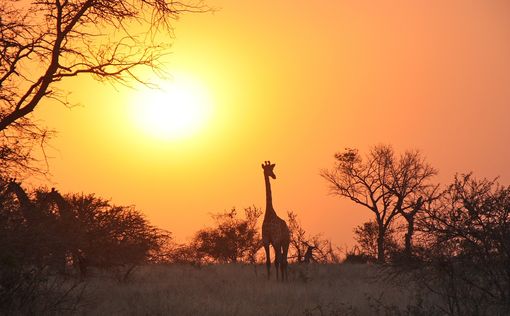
(261, 161, 276, 179)
(6, 178, 20, 190)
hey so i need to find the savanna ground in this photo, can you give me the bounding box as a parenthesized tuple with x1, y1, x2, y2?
(69, 263, 435, 316)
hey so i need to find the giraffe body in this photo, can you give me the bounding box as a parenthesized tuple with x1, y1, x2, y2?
(261, 161, 290, 281)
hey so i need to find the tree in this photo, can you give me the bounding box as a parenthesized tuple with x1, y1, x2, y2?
(0, 179, 167, 278)
(415, 174, 510, 314)
(190, 207, 262, 264)
(0, 0, 204, 174)
(63, 193, 169, 276)
(353, 220, 399, 261)
(287, 211, 339, 264)
(321, 145, 437, 262)
(387, 150, 438, 258)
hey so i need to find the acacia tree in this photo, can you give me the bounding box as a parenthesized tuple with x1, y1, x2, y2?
(0, 0, 203, 174)
(321, 145, 437, 263)
(190, 207, 262, 264)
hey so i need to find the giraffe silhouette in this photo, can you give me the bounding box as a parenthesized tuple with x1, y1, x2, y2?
(43, 188, 87, 277)
(45, 188, 75, 221)
(261, 161, 290, 281)
(5, 178, 39, 223)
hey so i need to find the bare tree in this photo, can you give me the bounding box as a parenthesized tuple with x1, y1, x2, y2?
(387, 150, 438, 258)
(0, 0, 204, 174)
(287, 211, 339, 263)
(321, 145, 438, 263)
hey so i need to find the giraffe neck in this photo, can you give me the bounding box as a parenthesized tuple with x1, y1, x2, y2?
(264, 175, 276, 220)
(50, 192, 72, 218)
(8, 184, 31, 207)
(6, 183, 36, 221)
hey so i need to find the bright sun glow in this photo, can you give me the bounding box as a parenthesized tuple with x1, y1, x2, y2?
(130, 74, 212, 140)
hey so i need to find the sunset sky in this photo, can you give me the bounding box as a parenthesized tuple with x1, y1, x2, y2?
(32, 0, 510, 246)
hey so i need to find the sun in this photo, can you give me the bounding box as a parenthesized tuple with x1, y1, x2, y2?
(130, 74, 212, 140)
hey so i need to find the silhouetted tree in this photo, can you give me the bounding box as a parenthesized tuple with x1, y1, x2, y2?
(353, 220, 399, 262)
(322, 145, 437, 262)
(64, 193, 169, 276)
(1, 179, 167, 278)
(191, 207, 262, 263)
(364, 173, 510, 313)
(0, 180, 83, 312)
(0, 0, 204, 174)
(413, 174, 510, 314)
(287, 211, 339, 263)
(387, 150, 438, 258)
(287, 211, 308, 262)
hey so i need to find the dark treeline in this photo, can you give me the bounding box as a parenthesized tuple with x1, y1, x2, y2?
(323, 145, 510, 314)
(0, 177, 335, 313)
(3, 145, 510, 314)
(163, 207, 339, 265)
(0, 178, 168, 313)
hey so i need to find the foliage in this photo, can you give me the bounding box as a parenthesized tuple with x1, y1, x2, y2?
(0, 181, 84, 312)
(0, 179, 167, 280)
(414, 173, 510, 314)
(171, 207, 262, 264)
(63, 193, 169, 274)
(353, 220, 399, 262)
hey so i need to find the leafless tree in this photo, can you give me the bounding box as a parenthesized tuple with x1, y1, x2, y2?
(287, 211, 339, 263)
(321, 145, 438, 263)
(0, 0, 205, 174)
(387, 150, 439, 258)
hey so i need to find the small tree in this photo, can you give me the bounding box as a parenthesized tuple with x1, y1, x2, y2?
(191, 207, 262, 263)
(287, 211, 339, 263)
(322, 146, 397, 263)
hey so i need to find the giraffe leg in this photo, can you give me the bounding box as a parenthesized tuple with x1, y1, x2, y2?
(273, 244, 281, 281)
(281, 243, 289, 281)
(264, 243, 271, 280)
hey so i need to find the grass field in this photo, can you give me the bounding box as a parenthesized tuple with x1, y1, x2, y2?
(73, 263, 433, 315)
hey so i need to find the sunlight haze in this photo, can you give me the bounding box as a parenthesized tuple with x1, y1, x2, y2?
(31, 0, 510, 246)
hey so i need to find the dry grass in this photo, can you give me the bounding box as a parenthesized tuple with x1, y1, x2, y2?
(74, 263, 428, 315)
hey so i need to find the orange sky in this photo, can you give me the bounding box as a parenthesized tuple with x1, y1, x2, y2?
(31, 0, 510, 247)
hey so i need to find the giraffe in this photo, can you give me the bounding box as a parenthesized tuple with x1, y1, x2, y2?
(45, 188, 75, 221)
(5, 178, 38, 223)
(43, 188, 87, 277)
(261, 161, 290, 281)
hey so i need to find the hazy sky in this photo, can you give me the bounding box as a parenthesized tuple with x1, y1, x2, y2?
(33, 0, 510, 246)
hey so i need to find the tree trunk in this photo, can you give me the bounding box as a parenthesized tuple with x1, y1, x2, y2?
(404, 216, 414, 258)
(377, 226, 385, 264)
